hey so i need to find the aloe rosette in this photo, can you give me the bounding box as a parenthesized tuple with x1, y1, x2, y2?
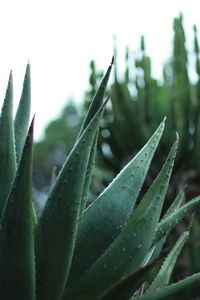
(0, 61, 200, 300)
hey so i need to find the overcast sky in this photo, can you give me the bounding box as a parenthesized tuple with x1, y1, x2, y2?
(0, 0, 200, 140)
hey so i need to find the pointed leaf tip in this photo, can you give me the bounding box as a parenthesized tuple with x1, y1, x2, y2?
(26, 62, 31, 72)
(6, 71, 13, 90)
(163, 116, 167, 122)
(26, 115, 35, 147)
(30, 114, 35, 130)
(111, 56, 114, 65)
(9, 70, 13, 79)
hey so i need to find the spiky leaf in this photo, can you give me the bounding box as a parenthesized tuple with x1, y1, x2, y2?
(64, 139, 177, 299)
(69, 120, 166, 284)
(77, 57, 113, 139)
(97, 255, 165, 300)
(0, 119, 35, 300)
(35, 103, 106, 300)
(134, 272, 200, 300)
(153, 195, 200, 246)
(147, 231, 189, 293)
(77, 59, 113, 213)
(143, 190, 185, 265)
(0, 72, 16, 217)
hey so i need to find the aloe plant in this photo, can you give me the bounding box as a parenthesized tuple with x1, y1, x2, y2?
(1, 62, 200, 300)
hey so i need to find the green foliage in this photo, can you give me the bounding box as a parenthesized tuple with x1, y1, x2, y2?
(0, 73, 16, 216)
(1, 63, 200, 300)
(83, 14, 200, 188)
(0, 118, 35, 299)
(34, 15, 200, 206)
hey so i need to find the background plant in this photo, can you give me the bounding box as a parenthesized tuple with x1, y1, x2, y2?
(34, 14, 200, 199)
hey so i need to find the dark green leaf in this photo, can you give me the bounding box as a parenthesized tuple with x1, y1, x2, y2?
(0, 118, 35, 300)
(77, 59, 113, 213)
(97, 255, 165, 300)
(77, 58, 113, 139)
(35, 103, 105, 300)
(79, 132, 98, 214)
(0, 72, 16, 217)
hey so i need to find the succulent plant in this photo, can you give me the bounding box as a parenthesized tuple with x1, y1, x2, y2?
(1, 61, 200, 300)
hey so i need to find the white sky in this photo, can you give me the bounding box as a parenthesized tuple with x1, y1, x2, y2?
(0, 0, 200, 140)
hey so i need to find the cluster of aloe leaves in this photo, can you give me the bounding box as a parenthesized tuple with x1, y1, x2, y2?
(1, 61, 200, 300)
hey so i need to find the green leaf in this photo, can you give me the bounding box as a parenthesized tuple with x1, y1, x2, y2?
(143, 190, 185, 266)
(153, 195, 200, 246)
(133, 272, 200, 300)
(0, 72, 16, 217)
(77, 58, 113, 213)
(188, 218, 200, 273)
(0, 118, 35, 300)
(77, 57, 113, 139)
(79, 132, 98, 214)
(162, 190, 184, 219)
(64, 139, 177, 300)
(97, 255, 165, 300)
(68, 119, 166, 284)
(147, 231, 189, 293)
(35, 103, 105, 300)
(14, 63, 31, 164)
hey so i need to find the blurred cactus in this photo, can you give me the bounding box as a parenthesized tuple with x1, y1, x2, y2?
(34, 14, 200, 201)
(83, 15, 200, 201)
